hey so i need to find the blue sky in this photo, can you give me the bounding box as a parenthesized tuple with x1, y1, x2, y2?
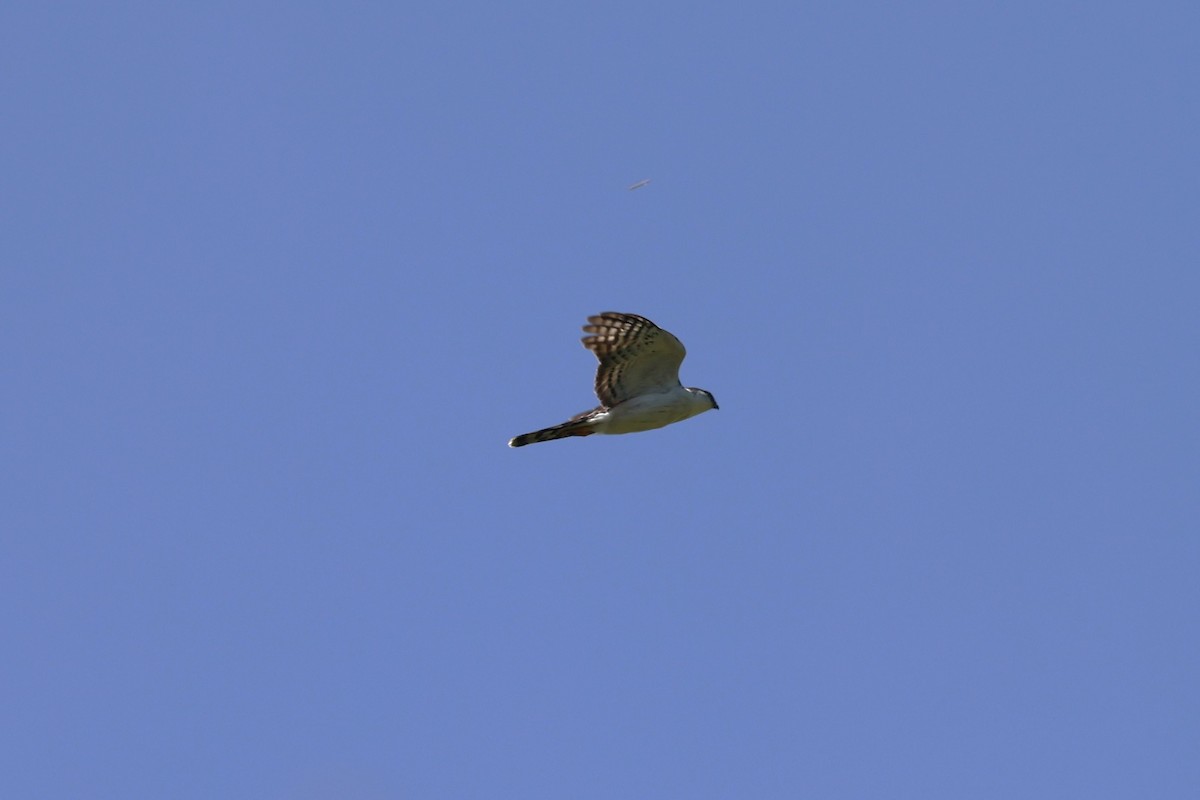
(3, 2, 1197, 797)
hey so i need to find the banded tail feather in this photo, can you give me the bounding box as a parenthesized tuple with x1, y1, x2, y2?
(508, 413, 597, 448)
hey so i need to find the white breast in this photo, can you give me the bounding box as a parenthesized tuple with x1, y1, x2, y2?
(594, 388, 705, 435)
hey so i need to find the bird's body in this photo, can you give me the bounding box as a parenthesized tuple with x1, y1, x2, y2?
(509, 312, 717, 447)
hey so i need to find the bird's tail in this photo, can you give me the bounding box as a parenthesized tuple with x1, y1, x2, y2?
(509, 415, 597, 447)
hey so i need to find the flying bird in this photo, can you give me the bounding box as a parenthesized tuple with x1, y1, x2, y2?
(509, 312, 718, 447)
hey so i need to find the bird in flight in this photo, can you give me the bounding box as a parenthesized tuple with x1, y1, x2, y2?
(509, 312, 718, 447)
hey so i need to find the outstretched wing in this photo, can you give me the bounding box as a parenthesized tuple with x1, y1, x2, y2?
(581, 312, 686, 407)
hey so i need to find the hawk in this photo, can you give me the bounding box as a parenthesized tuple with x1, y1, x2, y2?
(509, 312, 718, 447)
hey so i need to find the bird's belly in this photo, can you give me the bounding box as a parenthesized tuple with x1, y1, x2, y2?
(602, 394, 695, 434)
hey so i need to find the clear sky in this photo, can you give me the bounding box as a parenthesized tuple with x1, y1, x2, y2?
(3, 2, 1197, 797)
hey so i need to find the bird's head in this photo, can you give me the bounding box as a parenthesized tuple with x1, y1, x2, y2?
(688, 388, 719, 411)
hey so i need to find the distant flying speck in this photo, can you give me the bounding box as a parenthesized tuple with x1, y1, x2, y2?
(627, 179, 652, 191)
